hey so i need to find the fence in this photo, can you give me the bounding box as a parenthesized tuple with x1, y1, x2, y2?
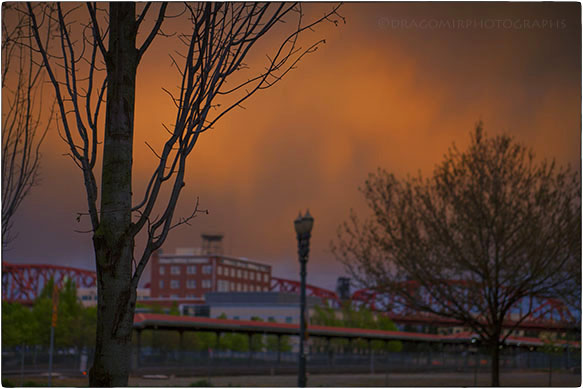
(2, 345, 580, 378)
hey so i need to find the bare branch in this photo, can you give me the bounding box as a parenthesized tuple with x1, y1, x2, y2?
(332, 124, 581, 384)
(137, 3, 168, 63)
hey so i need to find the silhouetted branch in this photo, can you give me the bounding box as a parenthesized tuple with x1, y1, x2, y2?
(333, 124, 581, 384)
(131, 4, 344, 255)
(2, 4, 53, 247)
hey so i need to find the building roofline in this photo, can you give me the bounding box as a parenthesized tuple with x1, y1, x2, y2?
(132, 313, 580, 348)
(157, 253, 271, 268)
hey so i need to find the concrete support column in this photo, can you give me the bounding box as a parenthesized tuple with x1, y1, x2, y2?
(428, 343, 433, 366)
(326, 337, 333, 366)
(277, 335, 281, 365)
(565, 346, 570, 370)
(178, 330, 184, 364)
(369, 340, 375, 374)
(133, 329, 142, 369)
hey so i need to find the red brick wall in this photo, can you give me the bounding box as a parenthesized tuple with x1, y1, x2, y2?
(150, 253, 272, 298)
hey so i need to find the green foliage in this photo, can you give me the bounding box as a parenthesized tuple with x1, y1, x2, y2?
(137, 302, 166, 314)
(220, 331, 248, 352)
(249, 316, 264, 352)
(3, 278, 96, 349)
(2, 302, 35, 346)
(190, 380, 213, 387)
(0, 378, 49, 387)
(311, 303, 402, 352)
(22, 381, 46, 387)
(539, 333, 566, 356)
(209, 313, 259, 352)
(169, 302, 180, 316)
(265, 317, 292, 352)
(312, 305, 341, 327)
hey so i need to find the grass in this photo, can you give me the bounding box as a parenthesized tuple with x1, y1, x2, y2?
(190, 379, 214, 387)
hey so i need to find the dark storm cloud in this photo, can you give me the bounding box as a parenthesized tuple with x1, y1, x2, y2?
(6, 3, 580, 290)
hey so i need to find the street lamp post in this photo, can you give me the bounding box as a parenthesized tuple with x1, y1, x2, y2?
(294, 210, 314, 388)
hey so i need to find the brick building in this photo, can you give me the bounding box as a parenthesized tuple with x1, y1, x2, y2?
(150, 234, 272, 299)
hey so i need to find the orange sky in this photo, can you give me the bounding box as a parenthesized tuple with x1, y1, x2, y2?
(5, 3, 581, 290)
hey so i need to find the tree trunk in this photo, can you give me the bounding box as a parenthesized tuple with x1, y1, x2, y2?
(490, 340, 501, 387)
(89, 3, 138, 387)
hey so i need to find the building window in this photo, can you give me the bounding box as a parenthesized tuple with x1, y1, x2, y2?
(263, 274, 269, 282)
(218, 280, 229, 292)
(250, 272, 255, 281)
(203, 265, 212, 275)
(243, 271, 248, 279)
(202, 279, 212, 288)
(237, 269, 242, 278)
(230, 268, 235, 277)
(171, 280, 180, 289)
(263, 286, 268, 292)
(187, 280, 196, 289)
(159, 280, 164, 288)
(243, 284, 248, 292)
(230, 281, 235, 290)
(171, 294, 178, 298)
(217, 266, 222, 276)
(159, 266, 165, 275)
(171, 266, 181, 275)
(187, 265, 197, 274)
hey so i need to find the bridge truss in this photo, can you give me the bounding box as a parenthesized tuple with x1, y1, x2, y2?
(2, 262, 97, 304)
(2, 263, 578, 332)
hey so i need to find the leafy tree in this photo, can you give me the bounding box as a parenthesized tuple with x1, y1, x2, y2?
(2, 302, 35, 347)
(311, 304, 402, 352)
(169, 302, 180, 316)
(249, 316, 264, 352)
(3, 279, 97, 350)
(265, 317, 292, 353)
(332, 124, 581, 386)
(312, 305, 341, 327)
(31, 278, 97, 349)
(215, 313, 247, 352)
(26, 3, 343, 384)
(29, 292, 52, 346)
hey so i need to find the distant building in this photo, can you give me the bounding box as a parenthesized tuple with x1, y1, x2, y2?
(336, 277, 351, 300)
(150, 234, 272, 299)
(184, 291, 322, 323)
(77, 287, 150, 307)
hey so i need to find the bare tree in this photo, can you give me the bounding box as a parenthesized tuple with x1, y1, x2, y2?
(332, 124, 581, 386)
(1, 4, 52, 247)
(26, 2, 343, 386)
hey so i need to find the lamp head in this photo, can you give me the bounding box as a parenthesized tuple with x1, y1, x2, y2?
(303, 209, 314, 234)
(294, 211, 304, 235)
(294, 210, 315, 236)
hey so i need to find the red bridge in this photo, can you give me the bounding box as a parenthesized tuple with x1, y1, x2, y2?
(2, 262, 97, 304)
(2, 263, 578, 332)
(269, 277, 578, 332)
